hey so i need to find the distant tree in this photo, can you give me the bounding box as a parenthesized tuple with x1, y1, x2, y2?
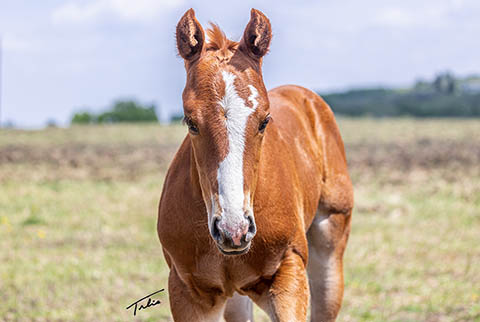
(97, 100, 158, 123)
(70, 100, 159, 125)
(71, 112, 95, 124)
(170, 114, 184, 123)
(414, 79, 434, 93)
(3, 120, 15, 128)
(433, 72, 457, 94)
(46, 119, 58, 127)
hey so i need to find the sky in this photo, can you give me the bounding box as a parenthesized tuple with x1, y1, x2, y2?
(0, 0, 479, 127)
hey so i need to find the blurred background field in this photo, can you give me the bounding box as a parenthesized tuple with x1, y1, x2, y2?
(1, 118, 479, 321)
(2, 1, 480, 321)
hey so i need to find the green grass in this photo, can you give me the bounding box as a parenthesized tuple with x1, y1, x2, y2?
(1, 118, 479, 321)
(340, 176, 480, 321)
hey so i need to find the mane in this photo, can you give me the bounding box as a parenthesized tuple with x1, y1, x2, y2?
(206, 23, 238, 60)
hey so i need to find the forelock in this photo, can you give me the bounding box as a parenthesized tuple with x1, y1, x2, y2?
(206, 23, 238, 63)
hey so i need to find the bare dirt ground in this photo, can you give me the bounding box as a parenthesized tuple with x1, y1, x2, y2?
(1, 129, 479, 181)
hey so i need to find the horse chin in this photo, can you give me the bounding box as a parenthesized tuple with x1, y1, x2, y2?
(216, 243, 251, 256)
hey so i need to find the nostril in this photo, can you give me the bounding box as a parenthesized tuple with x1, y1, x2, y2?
(245, 214, 256, 242)
(247, 215, 256, 233)
(211, 216, 223, 243)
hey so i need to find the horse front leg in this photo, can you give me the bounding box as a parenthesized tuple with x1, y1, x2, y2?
(224, 292, 254, 322)
(168, 267, 226, 322)
(250, 248, 310, 322)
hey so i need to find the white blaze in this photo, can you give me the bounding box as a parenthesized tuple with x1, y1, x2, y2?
(217, 71, 258, 222)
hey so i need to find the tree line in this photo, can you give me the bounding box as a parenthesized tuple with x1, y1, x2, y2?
(70, 72, 480, 125)
(71, 100, 158, 124)
(320, 72, 480, 117)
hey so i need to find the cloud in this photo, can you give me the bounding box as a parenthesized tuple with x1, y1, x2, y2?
(374, 7, 416, 28)
(374, 0, 480, 29)
(51, 0, 184, 25)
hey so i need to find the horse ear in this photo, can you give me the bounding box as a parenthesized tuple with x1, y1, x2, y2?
(176, 9, 205, 61)
(239, 9, 272, 60)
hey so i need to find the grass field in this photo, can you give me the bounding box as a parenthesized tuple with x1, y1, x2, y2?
(1, 119, 479, 321)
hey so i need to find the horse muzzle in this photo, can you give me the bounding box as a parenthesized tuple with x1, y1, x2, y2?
(210, 213, 256, 255)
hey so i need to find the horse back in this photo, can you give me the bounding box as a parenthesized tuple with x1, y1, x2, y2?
(261, 85, 353, 231)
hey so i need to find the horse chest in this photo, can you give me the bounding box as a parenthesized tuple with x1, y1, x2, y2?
(186, 247, 283, 296)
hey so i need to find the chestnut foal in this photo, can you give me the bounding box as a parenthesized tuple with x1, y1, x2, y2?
(158, 8, 353, 322)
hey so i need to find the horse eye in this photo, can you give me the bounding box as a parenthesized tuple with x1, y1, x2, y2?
(183, 116, 199, 134)
(258, 115, 270, 133)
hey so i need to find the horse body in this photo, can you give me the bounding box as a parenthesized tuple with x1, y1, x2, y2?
(158, 9, 353, 322)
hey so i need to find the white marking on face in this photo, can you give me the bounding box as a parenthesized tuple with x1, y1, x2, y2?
(216, 71, 258, 227)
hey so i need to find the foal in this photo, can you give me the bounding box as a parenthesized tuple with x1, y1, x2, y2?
(158, 8, 353, 322)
